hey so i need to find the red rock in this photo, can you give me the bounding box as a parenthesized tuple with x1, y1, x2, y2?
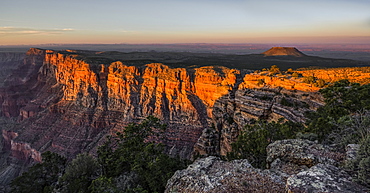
(0, 49, 240, 160)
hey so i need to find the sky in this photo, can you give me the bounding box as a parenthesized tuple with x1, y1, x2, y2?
(1, 0, 370, 45)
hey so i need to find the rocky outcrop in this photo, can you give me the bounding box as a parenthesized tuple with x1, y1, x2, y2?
(265, 139, 346, 183)
(195, 87, 322, 156)
(1, 130, 41, 162)
(165, 156, 285, 193)
(266, 139, 344, 168)
(267, 140, 367, 192)
(166, 140, 368, 193)
(287, 164, 367, 193)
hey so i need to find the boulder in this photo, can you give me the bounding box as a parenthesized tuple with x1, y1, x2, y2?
(266, 139, 344, 168)
(165, 156, 285, 193)
(287, 164, 368, 193)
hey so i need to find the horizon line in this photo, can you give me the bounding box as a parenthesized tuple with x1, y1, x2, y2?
(2, 42, 370, 47)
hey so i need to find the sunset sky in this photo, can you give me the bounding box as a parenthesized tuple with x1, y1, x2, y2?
(1, 0, 370, 45)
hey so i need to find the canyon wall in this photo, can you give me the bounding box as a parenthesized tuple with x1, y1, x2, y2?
(0, 48, 332, 189)
(0, 48, 326, 164)
(0, 48, 243, 161)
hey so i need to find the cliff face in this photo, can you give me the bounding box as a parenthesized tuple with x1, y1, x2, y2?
(194, 86, 322, 156)
(0, 49, 243, 162)
(0, 48, 331, 165)
(0, 48, 328, 165)
(1, 130, 41, 162)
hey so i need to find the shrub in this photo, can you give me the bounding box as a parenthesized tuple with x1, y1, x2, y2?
(286, 68, 293, 74)
(257, 79, 265, 86)
(347, 136, 370, 188)
(58, 153, 100, 193)
(10, 152, 67, 193)
(269, 65, 280, 75)
(280, 97, 293, 107)
(95, 116, 188, 192)
(302, 76, 315, 84)
(227, 120, 303, 168)
(306, 80, 370, 142)
(314, 79, 326, 88)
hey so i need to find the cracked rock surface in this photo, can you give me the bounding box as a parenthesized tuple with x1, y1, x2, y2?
(287, 164, 367, 193)
(165, 156, 285, 193)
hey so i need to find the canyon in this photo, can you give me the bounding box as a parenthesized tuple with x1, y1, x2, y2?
(0, 47, 369, 191)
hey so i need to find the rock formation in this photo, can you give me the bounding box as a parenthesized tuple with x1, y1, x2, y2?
(0, 48, 322, 162)
(166, 139, 368, 193)
(165, 156, 285, 193)
(0, 48, 243, 163)
(266, 139, 343, 168)
(287, 164, 367, 193)
(194, 86, 322, 156)
(0, 48, 327, 168)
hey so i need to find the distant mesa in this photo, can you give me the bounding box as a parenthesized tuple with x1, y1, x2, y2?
(262, 47, 306, 57)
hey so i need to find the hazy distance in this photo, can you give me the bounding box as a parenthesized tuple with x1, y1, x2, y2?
(1, 0, 370, 45)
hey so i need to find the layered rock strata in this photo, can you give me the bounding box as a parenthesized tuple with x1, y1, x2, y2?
(194, 87, 322, 156)
(0, 48, 242, 162)
(0, 48, 327, 163)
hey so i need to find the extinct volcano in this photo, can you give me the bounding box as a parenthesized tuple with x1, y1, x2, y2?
(262, 47, 306, 57)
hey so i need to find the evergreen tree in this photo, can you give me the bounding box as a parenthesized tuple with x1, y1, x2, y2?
(94, 116, 188, 192)
(10, 151, 67, 193)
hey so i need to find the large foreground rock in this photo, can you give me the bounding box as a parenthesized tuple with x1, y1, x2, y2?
(267, 139, 344, 168)
(287, 164, 368, 193)
(165, 156, 285, 193)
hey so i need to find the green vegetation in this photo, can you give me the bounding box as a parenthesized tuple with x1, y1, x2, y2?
(257, 79, 265, 86)
(280, 97, 309, 109)
(301, 75, 327, 88)
(58, 153, 100, 193)
(95, 116, 187, 192)
(10, 151, 67, 193)
(304, 80, 370, 187)
(227, 119, 303, 169)
(305, 80, 370, 142)
(291, 72, 300, 78)
(10, 116, 188, 193)
(229, 80, 370, 188)
(269, 65, 281, 75)
(314, 79, 326, 88)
